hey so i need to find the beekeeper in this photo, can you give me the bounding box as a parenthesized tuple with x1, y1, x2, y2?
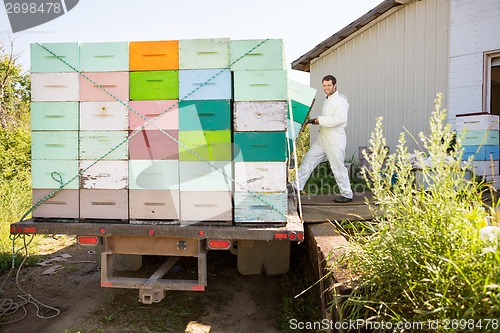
(293, 75, 353, 203)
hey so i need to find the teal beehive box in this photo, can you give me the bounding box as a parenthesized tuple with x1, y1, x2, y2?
(230, 39, 285, 71)
(31, 131, 79, 160)
(79, 42, 129, 72)
(130, 71, 179, 100)
(233, 70, 288, 101)
(233, 192, 287, 223)
(179, 38, 230, 69)
(31, 102, 79, 131)
(31, 159, 79, 189)
(31, 43, 79, 73)
(233, 131, 287, 162)
(179, 100, 231, 131)
(461, 130, 500, 146)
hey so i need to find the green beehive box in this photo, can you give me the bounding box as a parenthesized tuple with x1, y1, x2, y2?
(178, 130, 231, 161)
(461, 130, 500, 146)
(31, 43, 79, 73)
(179, 100, 231, 131)
(233, 131, 287, 162)
(31, 159, 79, 189)
(179, 38, 230, 69)
(79, 42, 129, 72)
(233, 70, 288, 101)
(31, 131, 79, 160)
(130, 71, 179, 100)
(31, 102, 79, 131)
(230, 39, 285, 71)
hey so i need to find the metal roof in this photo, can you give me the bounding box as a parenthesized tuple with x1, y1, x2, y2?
(291, 0, 410, 72)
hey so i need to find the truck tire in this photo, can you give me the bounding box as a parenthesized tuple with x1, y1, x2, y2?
(237, 240, 290, 275)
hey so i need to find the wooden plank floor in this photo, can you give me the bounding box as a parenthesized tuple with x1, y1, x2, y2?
(298, 192, 374, 223)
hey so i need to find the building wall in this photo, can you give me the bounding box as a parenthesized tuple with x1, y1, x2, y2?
(448, 0, 500, 120)
(308, 0, 450, 160)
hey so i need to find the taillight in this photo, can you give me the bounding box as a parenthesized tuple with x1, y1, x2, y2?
(274, 232, 288, 240)
(289, 232, 297, 240)
(207, 239, 231, 250)
(77, 236, 99, 246)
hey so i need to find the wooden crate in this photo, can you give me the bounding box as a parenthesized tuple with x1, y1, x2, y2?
(31, 102, 79, 131)
(32, 189, 79, 219)
(31, 159, 79, 189)
(233, 131, 287, 162)
(129, 190, 180, 220)
(129, 71, 179, 100)
(233, 70, 288, 101)
(178, 69, 231, 100)
(178, 130, 231, 161)
(233, 101, 287, 131)
(129, 40, 179, 71)
(79, 72, 129, 102)
(128, 129, 179, 160)
(179, 191, 232, 223)
(129, 100, 179, 131)
(79, 131, 128, 160)
(233, 192, 287, 223)
(80, 189, 128, 220)
(79, 42, 129, 72)
(179, 161, 233, 191)
(230, 39, 285, 71)
(79, 160, 128, 189)
(80, 102, 128, 131)
(461, 130, 499, 146)
(456, 113, 500, 131)
(128, 160, 179, 190)
(30, 42, 79, 73)
(31, 73, 79, 102)
(178, 100, 231, 131)
(31, 131, 79, 160)
(179, 38, 230, 69)
(234, 162, 286, 192)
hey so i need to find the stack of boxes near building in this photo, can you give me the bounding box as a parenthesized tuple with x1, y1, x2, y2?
(231, 39, 289, 224)
(457, 113, 500, 183)
(30, 38, 313, 225)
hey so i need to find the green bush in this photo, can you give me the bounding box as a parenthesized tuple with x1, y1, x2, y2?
(0, 125, 32, 257)
(333, 94, 500, 332)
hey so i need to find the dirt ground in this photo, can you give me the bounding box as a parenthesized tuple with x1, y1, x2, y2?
(0, 236, 319, 333)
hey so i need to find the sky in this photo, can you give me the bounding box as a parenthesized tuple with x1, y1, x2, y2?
(0, 0, 382, 84)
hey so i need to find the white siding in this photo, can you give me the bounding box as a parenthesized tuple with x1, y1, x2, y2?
(448, 0, 500, 118)
(308, 0, 450, 159)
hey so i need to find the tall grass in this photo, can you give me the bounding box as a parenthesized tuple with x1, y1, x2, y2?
(333, 94, 500, 332)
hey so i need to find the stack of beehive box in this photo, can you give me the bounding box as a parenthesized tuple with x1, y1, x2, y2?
(457, 113, 500, 179)
(30, 38, 315, 225)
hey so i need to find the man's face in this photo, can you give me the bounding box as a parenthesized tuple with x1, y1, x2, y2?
(323, 80, 335, 96)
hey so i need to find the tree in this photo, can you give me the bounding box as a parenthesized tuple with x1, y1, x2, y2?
(0, 40, 30, 128)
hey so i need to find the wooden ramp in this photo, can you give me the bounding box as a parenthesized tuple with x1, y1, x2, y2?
(301, 193, 374, 332)
(299, 192, 374, 223)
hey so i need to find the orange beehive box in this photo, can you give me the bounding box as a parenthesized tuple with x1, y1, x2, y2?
(129, 40, 179, 71)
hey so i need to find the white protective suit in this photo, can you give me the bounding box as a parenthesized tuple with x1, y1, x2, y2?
(295, 91, 353, 198)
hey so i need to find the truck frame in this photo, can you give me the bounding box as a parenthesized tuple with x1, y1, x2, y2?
(10, 197, 302, 304)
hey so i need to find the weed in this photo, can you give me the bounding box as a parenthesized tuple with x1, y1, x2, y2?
(331, 94, 500, 332)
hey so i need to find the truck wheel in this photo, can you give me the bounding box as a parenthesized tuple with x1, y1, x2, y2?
(237, 240, 290, 275)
